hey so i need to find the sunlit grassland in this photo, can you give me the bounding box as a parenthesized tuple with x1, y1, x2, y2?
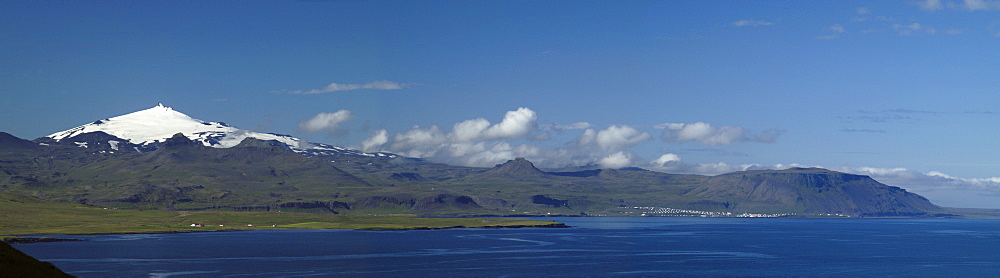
(0, 193, 564, 236)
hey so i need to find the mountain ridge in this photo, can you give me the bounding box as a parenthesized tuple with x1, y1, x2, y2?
(685, 168, 939, 216)
(0, 105, 949, 217)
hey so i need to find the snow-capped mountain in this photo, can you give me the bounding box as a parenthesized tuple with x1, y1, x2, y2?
(46, 103, 393, 158)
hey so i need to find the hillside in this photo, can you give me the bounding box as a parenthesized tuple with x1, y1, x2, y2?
(0, 104, 949, 217)
(3, 132, 493, 214)
(684, 168, 941, 216)
(1, 128, 947, 217)
(326, 155, 943, 216)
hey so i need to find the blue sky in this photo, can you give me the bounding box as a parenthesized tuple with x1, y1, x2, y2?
(2, 0, 1000, 208)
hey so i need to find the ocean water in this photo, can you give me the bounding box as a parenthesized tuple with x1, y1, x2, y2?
(13, 217, 1000, 277)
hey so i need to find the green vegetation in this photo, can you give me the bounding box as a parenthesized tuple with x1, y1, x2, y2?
(0, 193, 565, 236)
(0, 131, 949, 220)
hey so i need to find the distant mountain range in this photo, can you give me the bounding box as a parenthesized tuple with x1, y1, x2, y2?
(0, 104, 948, 217)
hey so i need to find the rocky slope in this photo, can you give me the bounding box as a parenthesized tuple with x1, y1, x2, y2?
(684, 168, 940, 216)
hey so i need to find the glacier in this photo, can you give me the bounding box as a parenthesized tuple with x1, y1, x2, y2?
(46, 103, 392, 158)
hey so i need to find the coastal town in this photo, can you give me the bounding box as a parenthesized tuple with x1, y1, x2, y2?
(627, 206, 795, 218)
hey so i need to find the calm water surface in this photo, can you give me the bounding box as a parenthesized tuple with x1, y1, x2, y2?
(14, 217, 1000, 277)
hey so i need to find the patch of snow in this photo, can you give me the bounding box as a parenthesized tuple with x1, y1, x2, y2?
(46, 103, 397, 159)
(74, 142, 88, 148)
(46, 104, 304, 149)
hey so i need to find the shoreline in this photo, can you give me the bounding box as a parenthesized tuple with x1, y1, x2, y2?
(1, 236, 85, 244)
(9, 213, 983, 244)
(5, 222, 572, 243)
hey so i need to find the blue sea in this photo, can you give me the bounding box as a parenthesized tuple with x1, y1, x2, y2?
(14, 217, 1000, 277)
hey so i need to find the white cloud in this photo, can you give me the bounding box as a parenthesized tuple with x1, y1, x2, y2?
(658, 122, 779, 145)
(651, 153, 681, 167)
(830, 166, 1000, 208)
(450, 108, 537, 142)
(815, 24, 846, 40)
(360, 129, 388, 152)
(598, 152, 633, 169)
(389, 125, 448, 158)
(298, 110, 355, 133)
(893, 22, 936, 35)
(915, 0, 1000, 11)
(484, 107, 537, 139)
(642, 155, 762, 175)
(690, 162, 756, 175)
(731, 19, 774, 27)
(545, 122, 592, 131)
(960, 0, 1000, 11)
(917, 0, 945, 10)
(288, 80, 406, 94)
(369, 109, 652, 168)
(452, 118, 491, 142)
(927, 171, 1000, 189)
(328, 106, 1000, 208)
(533, 122, 592, 142)
(833, 166, 1000, 192)
(377, 108, 541, 166)
(578, 125, 651, 150)
(357, 109, 785, 171)
(830, 24, 846, 33)
(857, 7, 871, 14)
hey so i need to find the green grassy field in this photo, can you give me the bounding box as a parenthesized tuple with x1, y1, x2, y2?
(0, 193, 565, 236)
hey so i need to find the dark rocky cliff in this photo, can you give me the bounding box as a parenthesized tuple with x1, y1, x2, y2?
(0, 241, 72, 277)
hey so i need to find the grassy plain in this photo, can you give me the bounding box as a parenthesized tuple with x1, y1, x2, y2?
(0, 193, 565, 236)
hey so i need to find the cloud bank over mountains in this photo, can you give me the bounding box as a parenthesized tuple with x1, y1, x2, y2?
(296, 107, 1000, 207)
(322, 106, 779, 171)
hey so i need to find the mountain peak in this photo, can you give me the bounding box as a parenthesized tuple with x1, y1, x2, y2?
(42, 104, 390, 159)
(0, 132, 39, 150)
(484, 157, 547, 177)
(163, 132, 197, 147)
(44, 104, 303, 149)
(47, 104, 207, 144)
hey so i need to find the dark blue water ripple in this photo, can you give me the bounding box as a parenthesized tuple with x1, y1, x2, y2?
(14, 217, 1000, 277)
